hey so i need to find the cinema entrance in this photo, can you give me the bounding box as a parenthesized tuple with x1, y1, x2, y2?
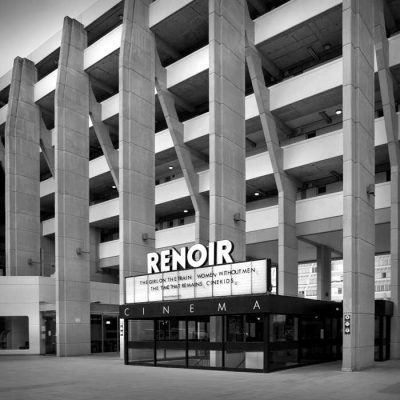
(121, 294, 342, 372)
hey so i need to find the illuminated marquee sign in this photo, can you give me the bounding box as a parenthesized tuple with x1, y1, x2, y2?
(126, 241, 270, 304)
(147, 239, 234, 274)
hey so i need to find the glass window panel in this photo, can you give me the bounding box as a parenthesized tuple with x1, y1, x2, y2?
(156, 348, 186, 366)
(301, 346, 326, 363)
(245, 315, 264, 342)
(301, 317, 323, 340)
(227, 315, 245, 342)
(188, 317, 210, 341)
(128, 320, 154, 342)
(245, 351, 263, 369)
(90, 314, 102, 353)
(0, 316, 29, 350)
(270, 315, 298, 342)
(156, 319, 186, 341)
(103, 315, 118, 352)
(210, 316, 223, 342)
(269, 349, 298, 371)
(187, 349, 223, 368)
(128, 348, 154, 365)
(226, 350, 264, 370)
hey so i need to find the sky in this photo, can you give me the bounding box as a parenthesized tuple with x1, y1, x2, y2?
(0, 0, 98, 76)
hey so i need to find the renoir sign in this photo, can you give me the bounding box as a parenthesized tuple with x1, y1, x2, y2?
(126, 240, 268, 304)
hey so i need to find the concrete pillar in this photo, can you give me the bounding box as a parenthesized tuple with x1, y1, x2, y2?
(316, 245, 331, 300)
(41, 236, 55, 277)
(55, 17, 90, 356)
(373, 0, 400, 360)
(342, 0, 375, 371)
(5, 57, 41, 276)
(278, 179, 298, 296)
(119, 0, 155, 355)
(90, 227, 100, 281)
(390, 169, 400, 358)
(209, 0, 246, 262)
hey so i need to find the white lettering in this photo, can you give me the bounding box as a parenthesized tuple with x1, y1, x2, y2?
(142, 307, 145, 316)
(171, 247, 187, 271)
(124, 307, 130, 316)
(160, 249, 172, 272)
(217, 302, 226, 312)
(253, 300, 260, 310)
(208, 241, 215, 266)
(147, 240, 235, 274)
(216, 240, 234, 264)
(187, 244, 208, 268)
(163, 306, 170, 314)
(147, 252, 160, 274)
(189, 304, 194, 313)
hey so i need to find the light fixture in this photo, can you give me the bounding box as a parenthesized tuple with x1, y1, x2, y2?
(168, 166, 174, 170)
(183, 209, 189, 213)
(112, 185, 116, 189)
(335, 109, 342, 115)
(254, 192, 260, 197)
(105, 321, 111, 325)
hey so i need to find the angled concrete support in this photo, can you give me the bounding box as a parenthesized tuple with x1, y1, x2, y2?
(374, 0, 400, 359)
(209, 0, 246, 262)
(155, 54, 209, 244)
(5, 57, 41, 276)
(245, 13, 298, 296)
(55, 17, 90, 356)
(89, 84, 119, 190)
(40, 118, 55, 177)
(342, 0, 375, 371)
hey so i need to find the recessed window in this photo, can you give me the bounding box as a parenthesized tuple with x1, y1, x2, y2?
(0, 316, 29, 350)
(318, 186, 326, 194)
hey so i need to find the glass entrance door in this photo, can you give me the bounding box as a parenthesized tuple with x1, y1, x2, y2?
(91, 314, 119, 353)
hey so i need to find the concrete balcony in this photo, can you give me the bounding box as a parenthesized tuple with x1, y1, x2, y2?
(95, 181, 391, 260)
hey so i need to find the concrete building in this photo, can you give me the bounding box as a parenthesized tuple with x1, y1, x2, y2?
(0, 0, 399, 372)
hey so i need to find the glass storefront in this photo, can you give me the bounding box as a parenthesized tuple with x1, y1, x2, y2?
(122, 295, 393, 373)
(126, 312, 341, 372)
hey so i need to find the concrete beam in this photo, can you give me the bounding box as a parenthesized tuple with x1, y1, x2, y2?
(89, 84, 119, 190)
(155, 52, 209, 244)
(374, 0, 400, 360)
(39, 118, 55, 177)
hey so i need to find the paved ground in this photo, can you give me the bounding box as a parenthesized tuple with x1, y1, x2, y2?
(0, 354, 399, 400)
